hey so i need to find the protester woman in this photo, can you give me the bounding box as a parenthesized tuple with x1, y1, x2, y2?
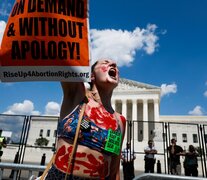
(44, 59, 126, 180)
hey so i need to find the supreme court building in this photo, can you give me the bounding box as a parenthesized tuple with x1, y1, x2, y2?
(112, 78, 161, 142)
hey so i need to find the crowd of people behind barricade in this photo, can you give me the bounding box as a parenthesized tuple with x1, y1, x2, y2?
(168, 138, 199, 177)
(121, 138, 199, 180)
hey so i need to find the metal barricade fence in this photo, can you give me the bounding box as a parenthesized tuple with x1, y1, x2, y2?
(134, 173, 207, 180)
(0, 162, 46, 180)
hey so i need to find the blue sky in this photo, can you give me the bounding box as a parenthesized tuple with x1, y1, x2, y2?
(0, 0, 207, 116)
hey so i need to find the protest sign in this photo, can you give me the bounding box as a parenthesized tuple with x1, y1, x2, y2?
(0, 0, 90, 82)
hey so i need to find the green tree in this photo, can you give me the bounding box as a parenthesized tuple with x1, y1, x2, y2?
(35, 137, 49, 147)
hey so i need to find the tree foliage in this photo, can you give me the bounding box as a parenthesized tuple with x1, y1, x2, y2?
(35, 137, 49, 147)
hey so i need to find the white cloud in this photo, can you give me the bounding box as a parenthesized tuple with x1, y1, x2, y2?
(44, 101, 60, 116)
(188, 106, 204, 116)
(160, 83, 177, 97)
(0, 1, 13, 47)
(2, 100, 60, 116)
(0, 20, 6, 47)
(90, 24, 159, 66)
(3, 100, 40, 115)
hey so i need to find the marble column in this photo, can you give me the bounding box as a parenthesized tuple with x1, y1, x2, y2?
(132, 99, 137, 121)
(154, 99, 159, 121)
(143, 99, 149, 141)
(122, 99, 127, 119)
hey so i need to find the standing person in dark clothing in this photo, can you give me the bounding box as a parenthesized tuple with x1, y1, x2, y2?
(184, 145, 198, 177)
(121, 142, 136, 180)
(144, 140, 157, 173)
(168, 138, 184, 175)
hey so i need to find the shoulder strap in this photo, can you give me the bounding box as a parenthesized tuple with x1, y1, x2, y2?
(64, 102, 87, 180)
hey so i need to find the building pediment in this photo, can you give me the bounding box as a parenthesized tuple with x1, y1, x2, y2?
(115, 78, 160, 92)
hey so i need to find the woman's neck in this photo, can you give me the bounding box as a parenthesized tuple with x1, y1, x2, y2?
(90, 87, 114, 114)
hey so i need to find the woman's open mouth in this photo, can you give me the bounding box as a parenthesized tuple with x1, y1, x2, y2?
(108, 68, 117, 80)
